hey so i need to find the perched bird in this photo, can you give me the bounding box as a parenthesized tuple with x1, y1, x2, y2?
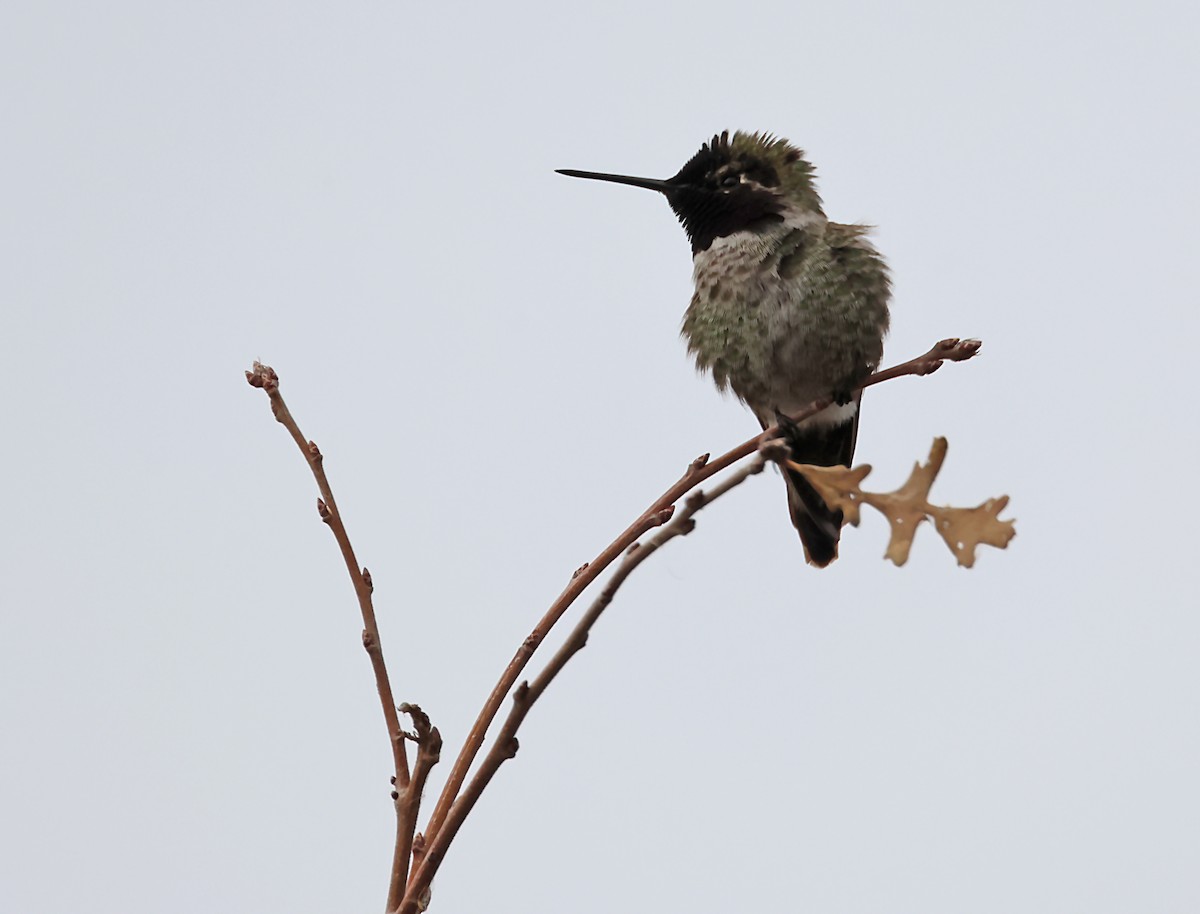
(558, 131, 891, 566)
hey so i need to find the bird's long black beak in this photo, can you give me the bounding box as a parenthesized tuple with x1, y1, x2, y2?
(555, 169, 674, 193)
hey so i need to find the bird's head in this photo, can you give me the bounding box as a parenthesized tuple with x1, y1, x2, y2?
(558, 131, 824, 254)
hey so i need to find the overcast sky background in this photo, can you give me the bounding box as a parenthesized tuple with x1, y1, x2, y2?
(3, 2, 1198, 912)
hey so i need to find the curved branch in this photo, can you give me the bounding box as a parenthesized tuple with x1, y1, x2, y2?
(246, 362, 414, 906)
(412, 337, 981, 899)
(400, 446, 786, 914)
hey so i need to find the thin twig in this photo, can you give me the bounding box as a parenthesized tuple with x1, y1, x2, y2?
(246, 363, 414, 905)
(399, 445, 785, 914)
(420, 337, 979, 850)
(390, 705, 441, 909)
(249, 336, 979, 914)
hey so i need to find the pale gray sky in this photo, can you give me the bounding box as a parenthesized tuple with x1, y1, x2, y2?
(3, 2, 1198, 913)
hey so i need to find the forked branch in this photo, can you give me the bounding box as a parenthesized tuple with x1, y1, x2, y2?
(404, 337, 983, 909)
(248, 336, 986, 914)
(399, 444, 788, 912)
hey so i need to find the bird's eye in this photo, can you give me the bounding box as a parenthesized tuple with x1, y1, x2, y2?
(720, 174, 740, 188)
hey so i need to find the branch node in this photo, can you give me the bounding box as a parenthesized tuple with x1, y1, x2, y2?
(245, 361, 279, 390)
(398, 703, 432, 739)
(941, 336, 981, 359)
(407, 336, 989, 895)
(919, 337, 981, 374)
(416, 883, 432, 913)
(362, 567, 374, 592)
(399, 705, 443, 758)
(426, 726, 443, 758)
(317, 498, 332, 523)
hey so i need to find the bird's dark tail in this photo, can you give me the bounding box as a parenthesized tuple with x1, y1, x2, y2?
(770, 409, 858, 567)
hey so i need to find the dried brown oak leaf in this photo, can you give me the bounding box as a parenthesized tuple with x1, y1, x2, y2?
(792, 437, 1015, 567)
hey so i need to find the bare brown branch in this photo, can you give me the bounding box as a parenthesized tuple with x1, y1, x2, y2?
(249, 336, 983, 914)
(246, 362, 414, 905)
(399, 446, 784, 914)
(857, 336, 981, 388)
(419, 337, 981, 852)
(390, 704, 441, 909)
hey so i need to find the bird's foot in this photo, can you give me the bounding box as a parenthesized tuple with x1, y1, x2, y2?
(773, 407, 803, 437)
(832, 387, 854, 407)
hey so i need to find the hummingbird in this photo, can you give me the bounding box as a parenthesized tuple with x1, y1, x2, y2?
(558, 131, 891, 566)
